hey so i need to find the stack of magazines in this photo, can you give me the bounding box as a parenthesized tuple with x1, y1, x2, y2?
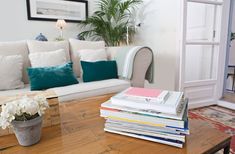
(100, 87, 189, 148)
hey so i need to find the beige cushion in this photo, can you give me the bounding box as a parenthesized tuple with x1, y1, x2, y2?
(0, 79, 130, 102)
(0, 41, 30, 84)
(51, 79, 130, 102)
(0, 55, 24, 90)
(0, 84, 30, 97)
(79, 49, 108, 62)
(69, 39, 105, 77)
(106, 47, 120, 60)
(29, 49, 67, 67)
(27, 40, 70, 61)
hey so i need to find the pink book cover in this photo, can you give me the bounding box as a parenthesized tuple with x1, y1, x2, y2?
(125, 87, 162, 98)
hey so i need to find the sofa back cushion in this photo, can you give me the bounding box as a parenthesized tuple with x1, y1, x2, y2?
(0, 41, 30, 84)
(27, 40, 70, 61)
(69, 39, 105, 77)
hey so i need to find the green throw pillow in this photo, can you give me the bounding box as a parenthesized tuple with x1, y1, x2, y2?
(27, 62, 78, 90)
(81, 60, 118, 82)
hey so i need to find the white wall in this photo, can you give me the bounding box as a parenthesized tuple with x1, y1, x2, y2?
(134, 0, 181, 90)
(0, 0, 96, 41)
(0, 0, 181, 90)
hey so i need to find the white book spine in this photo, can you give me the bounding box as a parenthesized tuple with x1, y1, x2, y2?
(101, 99, 187, 120)
(105, 126, 185, 142)
(104, 128, 183, 148)
(100, 110, 185, 128)
(111, 97, 177, 115)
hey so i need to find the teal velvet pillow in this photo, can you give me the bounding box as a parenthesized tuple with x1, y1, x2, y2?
(27, 62, 78, 90)
(81, 60, 118, 82)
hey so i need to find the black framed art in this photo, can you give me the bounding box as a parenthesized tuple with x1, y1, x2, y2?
(26, 0, 88, 23)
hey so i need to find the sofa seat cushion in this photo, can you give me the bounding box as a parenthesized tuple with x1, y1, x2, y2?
(0, 79, 130, 102)
(0, 84, 31, 97)
(51, 79, 130, 102)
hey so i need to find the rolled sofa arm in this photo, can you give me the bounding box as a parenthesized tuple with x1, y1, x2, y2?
(106, 46, 153, 88)
(131, 47, 153, 87)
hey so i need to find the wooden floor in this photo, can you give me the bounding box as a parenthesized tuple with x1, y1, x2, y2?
(222, 91, 235, 103)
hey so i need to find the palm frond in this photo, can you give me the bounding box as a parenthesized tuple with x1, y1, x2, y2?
(231, 32, 235, 41)
(79, 0, 142, 46)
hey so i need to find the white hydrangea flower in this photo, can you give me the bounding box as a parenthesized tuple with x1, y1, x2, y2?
(0, 95, 49, 129)
(34, 95, 49, 116)
(19, 97, 39, 115)
(0, 117, 10, 129)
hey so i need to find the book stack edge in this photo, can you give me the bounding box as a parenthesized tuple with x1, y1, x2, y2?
(100, 87, 189, 148)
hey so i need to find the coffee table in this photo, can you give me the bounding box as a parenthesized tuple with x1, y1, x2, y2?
(0, 94, 232, 154)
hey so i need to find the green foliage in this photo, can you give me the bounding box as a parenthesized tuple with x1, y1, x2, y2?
(15, 113, 39, 121)
(79, 0, 142, 46)
(231, 32, 235, 41)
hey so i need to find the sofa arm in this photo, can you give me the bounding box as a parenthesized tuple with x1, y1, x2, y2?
(106, 47, 153, 88)
(131, 47, 153, 87)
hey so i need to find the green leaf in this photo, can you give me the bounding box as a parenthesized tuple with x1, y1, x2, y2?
(78, 0, 142, 46)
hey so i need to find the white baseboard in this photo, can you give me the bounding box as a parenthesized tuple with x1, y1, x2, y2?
(189, 101, 217, 109)
(188, 100, 235, 110)
(217, 100, 235, 110)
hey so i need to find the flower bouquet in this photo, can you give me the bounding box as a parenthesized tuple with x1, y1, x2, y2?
(0, 95, 49, 146)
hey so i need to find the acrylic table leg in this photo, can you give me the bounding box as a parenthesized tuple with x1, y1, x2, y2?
(224, 142, 230, 154)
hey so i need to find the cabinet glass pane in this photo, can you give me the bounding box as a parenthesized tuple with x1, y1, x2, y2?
(186, 2, 221, 42)
(185, 45, 219, 82)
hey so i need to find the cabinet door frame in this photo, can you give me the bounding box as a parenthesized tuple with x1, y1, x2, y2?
(179, 0, 231, 108)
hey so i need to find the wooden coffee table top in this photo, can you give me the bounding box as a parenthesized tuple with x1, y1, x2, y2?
(0, 94, 231, 154)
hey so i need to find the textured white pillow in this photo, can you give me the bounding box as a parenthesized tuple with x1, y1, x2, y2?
(0, 41, 30, 84)
(69, 39, 105, 77)
(0, 55, 24, 90)
(27, 40, 70, 61)
(29, 49, 67, 67)
(78, 49, 108, 62)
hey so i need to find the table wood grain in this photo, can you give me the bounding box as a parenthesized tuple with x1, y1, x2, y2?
(0, 94, 231, 154)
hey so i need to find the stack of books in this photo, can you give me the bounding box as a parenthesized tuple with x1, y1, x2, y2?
(100, 87, 189, 148)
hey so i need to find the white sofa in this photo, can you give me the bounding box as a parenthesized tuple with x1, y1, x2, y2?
(0, 39, 153, 102)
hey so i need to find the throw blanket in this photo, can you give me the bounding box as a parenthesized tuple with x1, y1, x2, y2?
(115, 46, 154, 83)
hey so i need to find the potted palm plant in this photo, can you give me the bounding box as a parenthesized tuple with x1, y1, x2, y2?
(0, 95, 49, 146)
(79, 0, 142, 46)
(231, 32, 235, 41)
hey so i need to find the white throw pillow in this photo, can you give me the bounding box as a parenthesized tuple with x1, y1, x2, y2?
(78, 49, 108, 80)
(0, 41, 30, 84)
(69, 39, 105, 77)
(0, 55, 24, 90)
(29, 49, 67, 67)
(78, 49, 108, 62)
(27, 40, 70, 61)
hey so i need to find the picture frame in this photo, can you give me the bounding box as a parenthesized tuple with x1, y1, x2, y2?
(26, 0, 88, 23)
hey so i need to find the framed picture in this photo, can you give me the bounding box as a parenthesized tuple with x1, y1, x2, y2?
(26, 0, 88, 22)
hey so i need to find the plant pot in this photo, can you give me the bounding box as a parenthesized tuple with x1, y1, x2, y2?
(11, 116, 43, 146)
